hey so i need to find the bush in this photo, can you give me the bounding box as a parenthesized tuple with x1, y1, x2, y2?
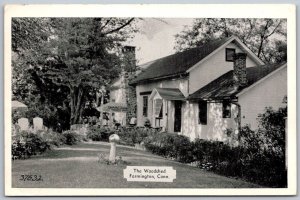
(234, 105, 287, 187)
(142, 102, 287, 188)
(144, 132, 195, 163)
(12, 131, 51, 159)
(117, 127, 136, 146)
(86, 126, 114, 142)
(62, 130, 82, 145)
(35, 130, 66, 147)
(11, 127, 86, 160)
(117, 126, 156, 146)
(144, 118, 151, 128)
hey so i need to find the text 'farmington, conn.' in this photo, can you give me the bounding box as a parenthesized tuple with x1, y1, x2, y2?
(123, 166, 176, 182)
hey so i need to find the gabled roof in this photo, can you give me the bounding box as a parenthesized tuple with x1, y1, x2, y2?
(131, 37, 232, 84)
(150, 88, 185, 101)
(187, 62, 286, 100)
(130, 36, 264, 85)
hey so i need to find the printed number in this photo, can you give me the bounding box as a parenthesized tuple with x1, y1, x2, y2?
(20, 175, 43, 181)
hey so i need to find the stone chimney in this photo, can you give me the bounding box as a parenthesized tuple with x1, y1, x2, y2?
(122, 46, 136, 73)
(233, 53, 248, 88)
(122, 46, 137, 124)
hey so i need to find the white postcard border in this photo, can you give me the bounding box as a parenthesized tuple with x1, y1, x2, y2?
(4, 4, 297, 196)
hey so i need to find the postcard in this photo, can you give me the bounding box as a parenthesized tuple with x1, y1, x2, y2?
(4, 4, 297, 196)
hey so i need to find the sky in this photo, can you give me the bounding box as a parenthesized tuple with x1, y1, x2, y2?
(127, 18, 194, 65)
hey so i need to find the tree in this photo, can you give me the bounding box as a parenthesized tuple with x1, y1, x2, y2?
(174, 18, 287, 63)
(12, 18, 137, 126)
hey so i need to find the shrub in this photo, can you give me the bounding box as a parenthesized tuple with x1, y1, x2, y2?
(116, 126, 156, 146)
(86, 126, 114, 142)
(235, 105, 287, 187)
(142, 102, 287, 188)
(35, 130, 66, 147)
(144, 132, 195, 162)
(12, 131, 51, 159)
(144, 118, 151, 128)
(62, 130, 82, 145)
(117, 127, 136, 146)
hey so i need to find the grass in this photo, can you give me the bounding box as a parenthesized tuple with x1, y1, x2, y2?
(12, 142, 261, 188)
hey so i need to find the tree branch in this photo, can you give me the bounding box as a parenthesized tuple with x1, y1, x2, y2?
(100, 18, 112, 31)
(266, 21, 282, 38)
(102, 18, 134, 35)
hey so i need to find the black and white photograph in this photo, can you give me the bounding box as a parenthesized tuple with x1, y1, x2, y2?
(4, 4, 296, 196)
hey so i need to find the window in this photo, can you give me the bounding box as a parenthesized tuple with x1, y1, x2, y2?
(154, 99, 163, 127)
(143, 96, 148, 117)
(198, 100, 207, 125)
(223, 101, 231, 118)
(226, 48, 235, 62)
(154, 99, 163, 117)
(158, 103, 163, 118)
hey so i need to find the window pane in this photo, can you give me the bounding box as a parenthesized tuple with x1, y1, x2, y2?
(154, 99, 163, 117)
(198, 100, 207, 125)
(226, 48, 235, 62)
(222, 101, 231, 118)
(143, 96, 148, 117)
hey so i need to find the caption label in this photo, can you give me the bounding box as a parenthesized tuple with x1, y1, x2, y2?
(124, 166, 176, 182)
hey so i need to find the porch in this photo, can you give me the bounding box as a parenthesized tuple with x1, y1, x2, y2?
(148, 88, 185, 133)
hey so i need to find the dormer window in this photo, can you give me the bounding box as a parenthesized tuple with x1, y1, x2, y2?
(226, 48, 236, 62)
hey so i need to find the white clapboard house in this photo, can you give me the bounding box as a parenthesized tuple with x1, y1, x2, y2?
(130, 36, 287, 141)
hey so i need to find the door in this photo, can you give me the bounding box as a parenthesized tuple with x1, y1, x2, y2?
(174, 101, 182, 132)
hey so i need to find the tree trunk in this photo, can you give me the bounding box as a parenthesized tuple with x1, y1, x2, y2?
(97, 91, 104, 125)
(70, 86, 85, 125)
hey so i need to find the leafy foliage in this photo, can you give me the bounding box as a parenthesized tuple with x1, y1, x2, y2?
(62, 130, 83, 145)
(12, 131, 51, 159)
(12, 18, 137, 127)
(142, 103, 287, 187)
(11, 129, 82, 159)
(175, 18, 287, 63)
(86, 126, 114, 142)
(117, 126, 156, 146)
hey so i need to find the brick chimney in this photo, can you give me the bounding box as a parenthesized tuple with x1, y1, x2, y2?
(233, 53, 248, 88)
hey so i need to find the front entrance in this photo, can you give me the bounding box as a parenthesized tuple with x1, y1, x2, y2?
(174, 101, 182, 132)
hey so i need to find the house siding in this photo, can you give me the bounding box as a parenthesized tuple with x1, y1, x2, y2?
(238, 66, 287, 129)
(136, 77, 188, 126)
(110, 88, 126, 104)
(110, 75, 127, 104)
(181, 101, 238, 141)
(189, 42, 257, 94)
(109, 76, 127, 125)
(133, 39, 285, 142)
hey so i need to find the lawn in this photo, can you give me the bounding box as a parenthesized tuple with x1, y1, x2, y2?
(12, 142, 261, 188)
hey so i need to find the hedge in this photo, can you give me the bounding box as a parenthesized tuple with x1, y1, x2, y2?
(142, 105, 287, 187)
